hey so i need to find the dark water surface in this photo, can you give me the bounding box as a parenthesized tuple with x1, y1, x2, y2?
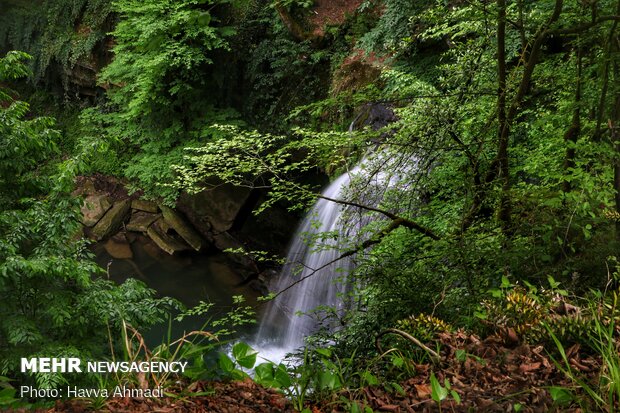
(91, 234, 262, 346)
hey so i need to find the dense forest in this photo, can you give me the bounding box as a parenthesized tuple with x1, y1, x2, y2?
(1, 0, 619, 411)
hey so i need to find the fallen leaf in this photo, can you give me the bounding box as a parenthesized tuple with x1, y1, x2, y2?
(519, 362, 541, 373)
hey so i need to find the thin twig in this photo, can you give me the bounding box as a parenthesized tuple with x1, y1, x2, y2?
(375, 328, 441, 364)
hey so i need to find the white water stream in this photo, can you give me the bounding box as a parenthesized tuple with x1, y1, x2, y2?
(252, 106, 410, 363)
(253, 166, 361, 363)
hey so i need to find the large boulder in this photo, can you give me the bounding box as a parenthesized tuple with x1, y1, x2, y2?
(178, 183, 252, 234)
(213, 232, 259, 277)
(126, 211, 160, 232)
(81, 194, 112, 227)
(234, 202, 298, 256)
(146, 218, 191, 255)
(131, 199, 159, 213)
(160, 205, 204, 251)
(91, 199, 131, 240)
(103, 232, 133, 259)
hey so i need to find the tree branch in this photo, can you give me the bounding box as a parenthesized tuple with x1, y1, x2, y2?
(548, 15, 620, 36)
(375, 328, 441, 363)
(267, 217, 440, 302)
(318, 194, 441, 240)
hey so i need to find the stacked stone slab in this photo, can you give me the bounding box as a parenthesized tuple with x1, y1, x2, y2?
(78, 176, 263, 278)
(91, 199, 131, 241)
(82, 193, 205, 256)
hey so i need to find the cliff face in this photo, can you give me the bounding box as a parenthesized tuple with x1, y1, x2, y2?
(0, 0, 115, 99)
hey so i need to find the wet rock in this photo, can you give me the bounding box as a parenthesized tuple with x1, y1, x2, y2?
(131, 199, 159, 213)
(146, 218, 192, 255)
(250, 269, 275, 295)
(350, 102, 397, 131)
(160, 205, 204, 251)
(213, 231, 244, 254)
(142, 236, 166, 260)
(213, 232, 258, 276)
(81, 193, 112, 227)
(103, 233, 133, 259)
(91, 199, 131, 240)
(235, 200, 298, 256)
(126, 211, 160, 232)
(178, 183, 251, 234)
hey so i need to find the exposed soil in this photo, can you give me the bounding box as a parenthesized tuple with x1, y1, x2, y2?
(309, 0, 363, 37)
(74, 174, 139, 202)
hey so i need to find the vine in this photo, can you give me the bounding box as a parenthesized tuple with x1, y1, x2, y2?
(0, 0, 113, 90)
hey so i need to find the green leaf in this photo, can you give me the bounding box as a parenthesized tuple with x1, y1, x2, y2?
(548, 387, 573, 405)
(547, 275, 560, 289)
(254, 363, 275, 384)
(350, 402, 362, 413)
(474, 310, 488, 320)
(391, 355, 404, 368)
(218, 353, 235, 373)
(489, 289, 503, 298)
(362, 371, 379, 386)
(430, 372, 448, 402)
(318, 371, 341, 390)
(391, 382, 406, 396)
(232, 342, 258, 369)
(315, 348, 332, 358)
(274, 364, 292, 388)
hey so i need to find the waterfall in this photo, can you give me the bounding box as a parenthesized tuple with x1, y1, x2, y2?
(253, 166, 361, 363)
(253, 105, 400, 363)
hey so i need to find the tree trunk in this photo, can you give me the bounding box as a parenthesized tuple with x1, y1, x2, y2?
(563, 47, 582, 194)
(496, 0, 511, 232)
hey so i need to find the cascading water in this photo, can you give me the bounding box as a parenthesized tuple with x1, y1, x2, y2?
(253, 104, 403, 363)
(253, 166, 361, 363)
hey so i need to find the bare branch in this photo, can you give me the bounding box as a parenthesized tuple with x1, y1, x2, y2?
(548, 15, 620, 36)
(375, 328, 441, 364)
(267, 218, 440, 302)
(318, 195, 441, 240)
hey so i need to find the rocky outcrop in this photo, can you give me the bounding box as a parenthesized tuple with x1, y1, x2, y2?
(276, 0, 363, 40)
(91, 199, 131, 241)
(331, 50, 385, 96)
(351, 102, 397, 131)
(81, 194, 112, 227)
(126, 211, 160, 232)
(131, 199, 158, 213)
(234, 198, 298, 256)
(146, 219, 192, 255)
(78, 175, 265, 279)
(178, 183, 252, 234)
(160, 205, 204, 251)
(213, 232, 259, 278)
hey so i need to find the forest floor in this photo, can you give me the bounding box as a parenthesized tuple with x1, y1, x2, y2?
(12, 331, 598, 413)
